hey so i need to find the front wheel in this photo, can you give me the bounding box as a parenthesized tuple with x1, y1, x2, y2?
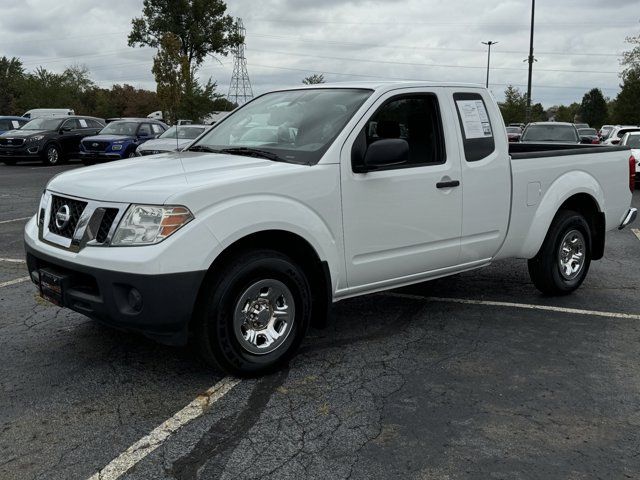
(42, 144, 61, 166)
(528, 210, 592, 295)
(194, 249, 312, 376)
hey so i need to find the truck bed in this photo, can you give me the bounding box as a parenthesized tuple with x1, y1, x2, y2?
(509, 143, 629, 159)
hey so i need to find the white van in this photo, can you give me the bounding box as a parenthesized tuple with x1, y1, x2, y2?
(23, 108, 75, 119)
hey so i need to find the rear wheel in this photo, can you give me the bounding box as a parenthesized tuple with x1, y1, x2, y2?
(194, 249, 312, 376)
(528, 210, 592, 295)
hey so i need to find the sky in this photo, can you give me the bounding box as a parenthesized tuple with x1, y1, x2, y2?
(1, 0, 639, 108)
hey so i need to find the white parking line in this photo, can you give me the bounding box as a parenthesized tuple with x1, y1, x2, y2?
(0, 276, 30, 288)
(384, 293, 640, 320)
(632, 228, 640, 242)
(0, 258, 26, 264)
(0, 216, 31, 224)
(88, 376, 241, 480)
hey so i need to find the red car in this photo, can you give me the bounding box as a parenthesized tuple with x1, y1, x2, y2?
(506, 126, 522, 142)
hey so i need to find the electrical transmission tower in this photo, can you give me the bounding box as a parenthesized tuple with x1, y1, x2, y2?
(227, 18, 253, 105)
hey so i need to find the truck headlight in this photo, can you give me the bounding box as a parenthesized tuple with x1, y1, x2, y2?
(111, 205, 193, 246)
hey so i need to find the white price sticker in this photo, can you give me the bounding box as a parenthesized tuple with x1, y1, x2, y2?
(456, 100, 492, 139)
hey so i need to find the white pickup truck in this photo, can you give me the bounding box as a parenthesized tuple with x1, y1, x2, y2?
(25, 82, 637, 375)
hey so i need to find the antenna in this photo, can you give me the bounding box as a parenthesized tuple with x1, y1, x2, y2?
(227, 18, 254, 106)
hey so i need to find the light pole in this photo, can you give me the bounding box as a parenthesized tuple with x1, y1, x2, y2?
(481, 40, 498, 89)
(525, 0, 536, 122)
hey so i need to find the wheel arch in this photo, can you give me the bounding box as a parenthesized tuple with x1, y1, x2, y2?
(194, 230, 332, 330)
(517, 170, 605, 259)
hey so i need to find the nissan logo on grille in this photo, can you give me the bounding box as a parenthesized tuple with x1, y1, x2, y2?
(55, 205, 71, 230)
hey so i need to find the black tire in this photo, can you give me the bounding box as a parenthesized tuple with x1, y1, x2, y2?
(194, 249, 312, 376)
(42, 144, 62, 166)
(528, 210, 592, 295)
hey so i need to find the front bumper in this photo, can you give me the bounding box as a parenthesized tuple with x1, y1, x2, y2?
(25, 243, 207, 345)
(79, 151, 123, 161)
(619, 208, 637, 230)
(0, 145, 41, 160)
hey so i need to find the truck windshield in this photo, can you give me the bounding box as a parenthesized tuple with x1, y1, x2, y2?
(22, 118, 64, 130)
(522, 124, 578, 143)
(189, 88, 372, 165)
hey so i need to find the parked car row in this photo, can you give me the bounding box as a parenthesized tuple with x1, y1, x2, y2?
(0, 116, 218, 165)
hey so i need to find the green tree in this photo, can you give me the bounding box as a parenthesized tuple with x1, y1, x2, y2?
(498, 85, 527, 124)
(0, 56, 25, 114)
(612, 67, 640, 125)
(530, 103, 547, 122)
(128, 0, 241, 79)
(151, 33, 189, 123)
(553, 103, 581, 123)
(302, 74, 325, 85)
(580, 88, 608, 128)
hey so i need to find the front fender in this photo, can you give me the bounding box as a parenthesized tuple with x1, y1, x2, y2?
(519, 171, 604, 258)
(197, 194, 343, 291)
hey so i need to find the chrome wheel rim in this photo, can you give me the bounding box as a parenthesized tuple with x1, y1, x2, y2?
(233, 279, 295, 355)
(47, 147, 59, 164)
(558, 229, 585, 280)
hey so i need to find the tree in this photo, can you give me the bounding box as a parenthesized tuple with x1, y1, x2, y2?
(553, 103, 581, 123)
(621, 34, 640, 79)
(612, 67, 640, 125)
(152, 33, 189, 123)
(0, 57, 25, 114)
(580, 88, 608, 128)
(498, 85, 526, 124)
(302, 74, 325, 85)
(128, 0, 241, 78)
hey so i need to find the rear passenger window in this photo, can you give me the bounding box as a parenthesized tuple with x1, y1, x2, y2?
(453, 92, 495, 162)
(151, 124, 164, 134)
(353, 93, 445, 171)
(87, 119, 104, 128)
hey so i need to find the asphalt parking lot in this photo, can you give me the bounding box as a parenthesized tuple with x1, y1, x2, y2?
(1, 161, 640, 480)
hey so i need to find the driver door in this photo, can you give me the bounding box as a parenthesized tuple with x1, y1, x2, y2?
(59, 118, 80, 154)
(340, 89, 463, 289)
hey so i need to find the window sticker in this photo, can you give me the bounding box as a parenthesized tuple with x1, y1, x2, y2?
(79, 119, 88, 128)
(11, 120, 19, 128)
(455, 100, 493, 139)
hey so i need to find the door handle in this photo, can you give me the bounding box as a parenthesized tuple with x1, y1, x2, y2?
(436, 180, 460, 189)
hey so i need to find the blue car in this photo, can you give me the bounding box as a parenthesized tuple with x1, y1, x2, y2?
(79, 118, 168, 163)
(0, 116, 28, 134)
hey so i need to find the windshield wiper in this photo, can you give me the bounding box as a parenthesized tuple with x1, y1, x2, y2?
(187, 145, 220, 153)
(219, 147, 285, 162)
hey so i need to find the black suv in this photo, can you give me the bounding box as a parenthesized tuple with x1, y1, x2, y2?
(0, 116, 105, 165)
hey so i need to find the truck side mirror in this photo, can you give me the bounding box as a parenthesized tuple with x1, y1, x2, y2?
(362, 139, 409, 171)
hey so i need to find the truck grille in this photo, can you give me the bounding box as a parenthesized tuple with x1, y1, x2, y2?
(83, 140, 110, 152)
(48, 196, 88, 239)
(0, 138, 25, 147)
(96, 208, 119, 243)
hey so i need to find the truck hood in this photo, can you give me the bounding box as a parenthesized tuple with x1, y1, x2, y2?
(46, 151, 305, 205)
(138, 138, 191, 152)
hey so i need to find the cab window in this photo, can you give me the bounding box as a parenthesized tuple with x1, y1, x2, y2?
(352, 93, 446, 172)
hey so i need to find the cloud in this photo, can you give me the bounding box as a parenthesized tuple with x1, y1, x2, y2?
(1, 0, 638, 107)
